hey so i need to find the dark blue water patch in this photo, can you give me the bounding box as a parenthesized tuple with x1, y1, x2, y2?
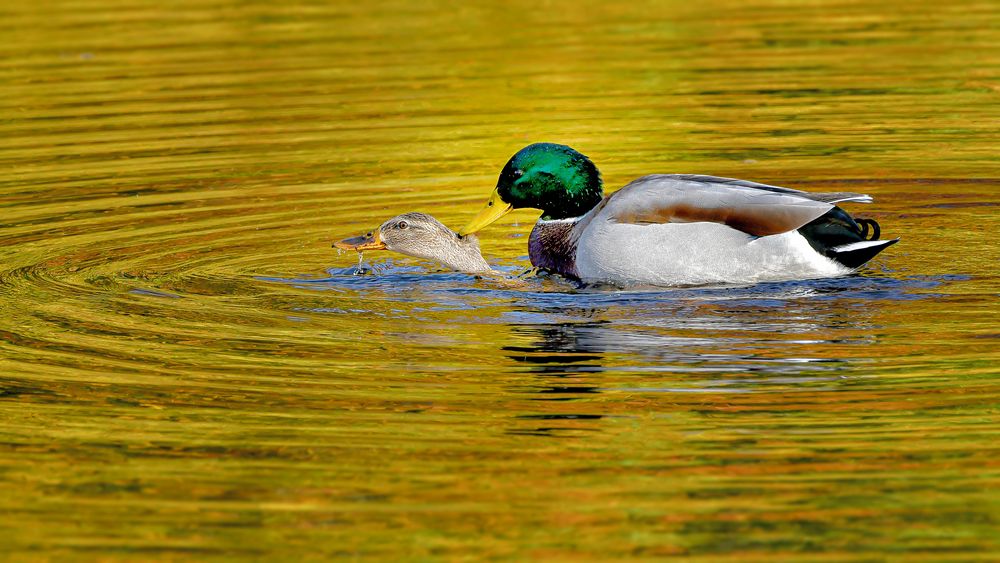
(259, 263, 968, 324)
(564, 274, 955, 306)
(274, 261, 523, 283)
(258, 262, 491, 294)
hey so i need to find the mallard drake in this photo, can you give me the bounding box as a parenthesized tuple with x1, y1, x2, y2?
(459, 143, 898, 286)
(334, 212, 496, 274)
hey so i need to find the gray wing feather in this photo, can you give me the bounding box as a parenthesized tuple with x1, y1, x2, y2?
(669, 174, 873, 203)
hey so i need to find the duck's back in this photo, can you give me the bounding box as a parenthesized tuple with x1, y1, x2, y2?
(567, 174, 896, 286)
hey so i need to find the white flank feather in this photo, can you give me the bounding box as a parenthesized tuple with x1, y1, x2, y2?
(575, 222, 851, 286)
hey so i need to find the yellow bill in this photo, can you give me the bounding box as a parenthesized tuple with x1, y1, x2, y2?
(459, 188, 513, 236)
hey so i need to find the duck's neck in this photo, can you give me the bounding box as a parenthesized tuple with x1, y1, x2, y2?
(529, 218, 581, 280)
(428, 234, 493, 273)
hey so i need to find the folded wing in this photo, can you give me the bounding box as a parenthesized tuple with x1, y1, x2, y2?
(593, 174, 871, 237)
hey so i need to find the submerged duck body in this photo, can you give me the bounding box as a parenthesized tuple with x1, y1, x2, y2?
(461, 144, 897, 287)
(334, 212, 496, 274)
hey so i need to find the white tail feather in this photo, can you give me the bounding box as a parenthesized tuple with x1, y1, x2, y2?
(832, 239, 889, 253)
(827, 195, 874, 204)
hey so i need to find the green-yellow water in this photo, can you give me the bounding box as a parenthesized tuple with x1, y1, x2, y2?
(2, 0, 999, 559)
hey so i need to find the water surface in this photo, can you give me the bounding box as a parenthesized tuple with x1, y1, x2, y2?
(2, 0, 999, 559)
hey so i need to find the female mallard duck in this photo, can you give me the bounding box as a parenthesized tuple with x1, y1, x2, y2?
(459, 143, 898, 286)
(334, 212, 497, 274)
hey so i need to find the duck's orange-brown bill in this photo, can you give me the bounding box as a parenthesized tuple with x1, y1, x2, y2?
(333, 230, 386, 251)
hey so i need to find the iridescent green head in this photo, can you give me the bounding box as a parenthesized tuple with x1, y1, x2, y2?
(459, 143, 604, 235)
(498, 143, 604, 219)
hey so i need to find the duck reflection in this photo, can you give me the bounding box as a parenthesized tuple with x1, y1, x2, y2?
(504, 320, 607, 398)
(500, 278, 901, 436)
(508, 283, 888, 383)
(500, 320, 608, 436)
(505, 413, 605, 438)
(503, 320, 607, 373)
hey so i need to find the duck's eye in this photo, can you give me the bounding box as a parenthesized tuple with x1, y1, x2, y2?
(397, 221, 408, 230)
(366, 231, 373, 237)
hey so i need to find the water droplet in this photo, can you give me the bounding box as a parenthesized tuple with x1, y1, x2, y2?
(336, 248, 343, 256)
(357, 251, 364, 268)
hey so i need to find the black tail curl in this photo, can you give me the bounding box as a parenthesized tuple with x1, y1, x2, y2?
(797, 208, 896, 269)
(855, 218, 881, 241)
